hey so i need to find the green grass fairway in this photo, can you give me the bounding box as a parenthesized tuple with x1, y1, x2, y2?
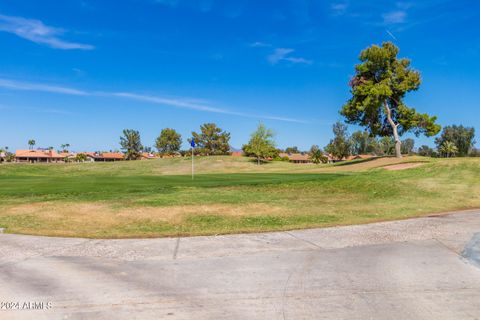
(0, 156, 479, 238)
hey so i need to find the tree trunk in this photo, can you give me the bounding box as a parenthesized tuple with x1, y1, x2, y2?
(384, 101, 402, 158)
(389, 123, 402, 158)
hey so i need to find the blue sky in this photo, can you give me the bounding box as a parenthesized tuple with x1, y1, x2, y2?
(0, 0, 479, 151)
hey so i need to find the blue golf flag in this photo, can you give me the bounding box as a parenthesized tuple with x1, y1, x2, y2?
(190, 138, 196, 148)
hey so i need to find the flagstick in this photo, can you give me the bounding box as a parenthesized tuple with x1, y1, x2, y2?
(191, 147, 194, 180)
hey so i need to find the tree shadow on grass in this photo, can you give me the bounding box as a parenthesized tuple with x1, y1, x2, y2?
(245, 158, 290, 165)
(332, 157, 381, 167)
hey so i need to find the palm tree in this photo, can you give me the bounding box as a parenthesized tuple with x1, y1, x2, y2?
(440, 141, 458, 158)
(60, 143, 70, 152)
(1, 147, 13, 162)
(28, 139, 36, 150)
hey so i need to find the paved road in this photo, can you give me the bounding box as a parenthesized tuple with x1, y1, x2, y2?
(1, 210, 480, 320)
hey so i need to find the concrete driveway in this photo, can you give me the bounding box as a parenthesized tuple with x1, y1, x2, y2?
(1, 210, 480, 320)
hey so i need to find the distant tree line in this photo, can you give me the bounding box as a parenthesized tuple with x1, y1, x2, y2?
(317, 122, 477, 161)
(3, 121, 475, 165)
(1, 120, 476, 165)
(313, 121, 413, 160)
(413, 125, 476, 158)
(117, 123, 232, 160)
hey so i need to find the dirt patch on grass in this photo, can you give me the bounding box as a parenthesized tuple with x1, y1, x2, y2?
(383, 162, 425, 171)
(303, 156, 430, 173)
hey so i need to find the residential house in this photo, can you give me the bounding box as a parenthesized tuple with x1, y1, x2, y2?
(324, 154, 336, 163)
(15, 149, 66, 163)
(140, 152, 160, 160)
(92, 152, 124, 162)
(59, 152, 76, 160)
(63, 152, 96, 162)
(279, 152, 312, 164)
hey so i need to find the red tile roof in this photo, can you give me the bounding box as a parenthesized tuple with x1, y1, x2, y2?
(83, 152, 97, 158)
(278, 153, 311, 161)
(99, 152, 124, 159)
(15, 150, 127, 160)
(58, 152, 75, 158)
(15, 149, 64, 158)
(141, 152, 159, 159)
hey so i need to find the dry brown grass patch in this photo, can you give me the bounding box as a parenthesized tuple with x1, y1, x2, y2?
(1, 201, 286, 225)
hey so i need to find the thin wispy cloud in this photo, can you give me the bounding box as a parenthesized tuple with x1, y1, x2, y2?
(331, 2, 349, 15)
(386, 29, 397, 40)
(0, 79, 88, 95)
(259, 115, 309, 123)
(0, 14, 94, 50)
(72, 68, 87, 77)
(250, 41, 270, 48)
(111, 93, 308, 123)
(0, 78, 307, 123)
(111, 92, 228, 114)
(283, 56, 312, 64)
(382, 10, 407, 24)
(267, 48, 312, 65)
(268, 48, 294, 64)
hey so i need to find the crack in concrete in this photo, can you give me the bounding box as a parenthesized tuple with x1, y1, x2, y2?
(172, 238, 180, 260)
(284, 231, 323, 250)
